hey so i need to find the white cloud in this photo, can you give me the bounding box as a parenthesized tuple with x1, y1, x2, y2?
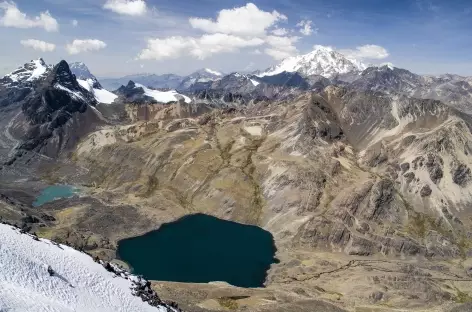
(252, 49, 262, 55)
(103, 0, 147, 16)
(189, 3, 286, 36)
(296, 20, 315, 36)
(72, 19, 78, 27)
(192, 33, 264, 59)
(0, 1, 58, 32)
(138, 34, 264, 60)
(66, 39, 107, 55)
(264, 35, 300, 60)
(138, 36, 193, 60)
(20, 39, 55, 52)
(339, 44, 389, 60)
(271, 28, 288, 36)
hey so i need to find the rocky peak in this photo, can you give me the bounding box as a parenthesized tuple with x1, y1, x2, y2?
(69, 62, 96, 81)
(351, 65, 422, 94)
(48, 60, 82, 91)
(0, 58, 51, 87)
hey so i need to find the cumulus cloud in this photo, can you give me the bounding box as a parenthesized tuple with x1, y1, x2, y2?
(138, 34, 264, 60)
(72, 19, 78, 27)
(0, 1, 58, 32)
(271, 28, 288, 36)
(66, 39, 107, 55)
(296, 20, 315, 36)
(338, 44, 389, 60)
(189, 3, 286, 36)
(264, 35, 300, 60)
(20, 39, 55, 52)
(103, 0, 147, 16)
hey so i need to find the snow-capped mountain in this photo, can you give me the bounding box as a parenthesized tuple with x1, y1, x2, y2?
(0, 58, 51, 87)
(178, 68, 224, 90)
(0, 223, 178, 312)
(100, 74, 184, 91)
(69, 62, 118, 104)
(99, 69, 224, 92)
(69, 62, 96, 80)
(115, 81, 190, 104)
(0, 59, 107, 160)
(77, 78, 118, 104)
(258, 45, 366, 78)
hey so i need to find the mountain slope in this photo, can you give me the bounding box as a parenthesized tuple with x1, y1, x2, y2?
(178, 68, 224, 90)
(258, 46, 366, 78)
(350, 65, 472, 113)
(0, 59, 51, 88)
(114, 81, 190, 104)
(100, 74, 184, 91)
(69, 62, 118, 104)
(0, 223, 177, 312)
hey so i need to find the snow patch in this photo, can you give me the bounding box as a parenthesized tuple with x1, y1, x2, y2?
(0, 224, 173, 312)
(204, 68, 222, 76)
(135, 83, 191, 104)
(55, 83, 86, 102)
(77, 79, 118, 104)
(250, 79, 260, 87)
(27, 59, 47, 81)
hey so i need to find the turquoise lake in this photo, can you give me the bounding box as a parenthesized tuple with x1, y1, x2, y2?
(33, 185, 79, 207)
(117, 214, 278, 288)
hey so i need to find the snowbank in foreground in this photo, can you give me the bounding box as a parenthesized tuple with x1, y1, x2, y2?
(0, 224, 176, 312)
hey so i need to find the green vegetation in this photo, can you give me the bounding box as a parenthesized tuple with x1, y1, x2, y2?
(216, 297, 239, 310)
(455, 288, 472, 303)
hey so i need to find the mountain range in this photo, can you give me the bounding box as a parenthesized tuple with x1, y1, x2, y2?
(2, 47, 472, 312)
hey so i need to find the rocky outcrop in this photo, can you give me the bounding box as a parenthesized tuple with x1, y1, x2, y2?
(451, 162, 471, 186)
(114, 81, 157, 104)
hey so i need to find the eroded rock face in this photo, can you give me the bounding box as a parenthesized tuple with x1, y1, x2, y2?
(425, 154, 444, 184)
(451, 162, 471, 186)
(421, 185, 433, 197)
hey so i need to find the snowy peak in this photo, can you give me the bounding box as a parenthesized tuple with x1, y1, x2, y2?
(258, 46, 366, 78)
(69, 62, 96, 81)
(192, 68, 223, 79)
(69, 62, 118, 104)
(0, 58, 51, 87)
(116, 80, 190, 104)
(203, 68, 223, 77)
(178, 68, 224, 90)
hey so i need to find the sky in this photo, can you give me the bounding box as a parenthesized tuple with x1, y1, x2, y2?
(0, 0, 471, 78)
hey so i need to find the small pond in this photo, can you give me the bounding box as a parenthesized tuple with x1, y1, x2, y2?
(117, 214, 278, 288)
(33, 185, 79, 207)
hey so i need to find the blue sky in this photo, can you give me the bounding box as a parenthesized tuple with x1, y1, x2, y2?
(0, 0, 471, 77)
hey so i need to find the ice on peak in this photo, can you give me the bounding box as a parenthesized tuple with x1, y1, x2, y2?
(258, 46, 366, 78)
(77, 79, 118, 104)
(380, 62, 395, 70)
(204, 68, 222, 76)
(2, 58, 50, 85)
(135, 83, 191, 104)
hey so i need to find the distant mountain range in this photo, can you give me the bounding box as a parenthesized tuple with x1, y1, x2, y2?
(99, 68, 224, 91)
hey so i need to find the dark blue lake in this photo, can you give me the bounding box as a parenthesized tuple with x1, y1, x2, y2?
(33, 185, 79, 207)
(117, 214, 278, 288)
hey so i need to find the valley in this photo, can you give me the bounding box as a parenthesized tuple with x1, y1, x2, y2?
(2, 50, 472, 312)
